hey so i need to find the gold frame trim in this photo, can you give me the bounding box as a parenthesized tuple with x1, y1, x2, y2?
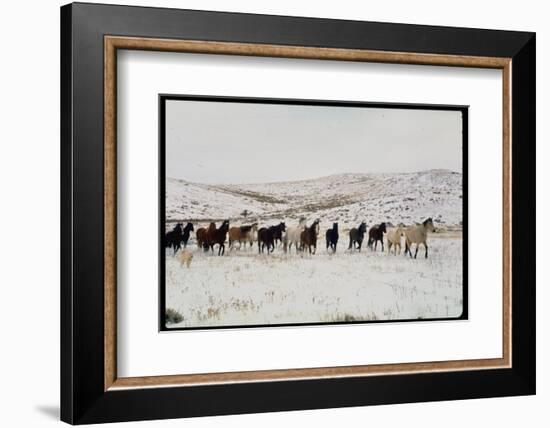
(104, 36, 512, 391)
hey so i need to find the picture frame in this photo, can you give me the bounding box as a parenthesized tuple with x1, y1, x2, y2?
(61, 2, 535, 424)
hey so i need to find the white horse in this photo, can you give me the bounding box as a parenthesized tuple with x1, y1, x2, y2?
(284, 218, 307, 253)
(386, 224, 404, 255)
(404, 218, 436, 259)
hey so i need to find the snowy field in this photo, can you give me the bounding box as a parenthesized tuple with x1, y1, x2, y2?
(165, 233, 463, 329)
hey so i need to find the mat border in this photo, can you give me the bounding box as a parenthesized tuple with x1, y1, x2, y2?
(62, 3, 534, 424)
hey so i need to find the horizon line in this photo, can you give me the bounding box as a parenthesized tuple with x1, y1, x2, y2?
(167, 168, 461, 186)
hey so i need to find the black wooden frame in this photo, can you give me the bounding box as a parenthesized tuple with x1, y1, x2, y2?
(61, 2, 535, 424)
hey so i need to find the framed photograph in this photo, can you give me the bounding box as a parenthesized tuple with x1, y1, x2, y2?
(159, 95, 469, 331)
(61, 2, 535, 424)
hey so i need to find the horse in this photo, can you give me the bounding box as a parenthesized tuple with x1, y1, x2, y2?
(300, 219, 320, 254)
(176, 222, 194, 252)
(348, 222, 367, 251)
(404, 218, 436, 259)
(165, 223, 183, 255)
(228, 223, 257, 250)
(258, 227, 275, 254)
(195, 222, 215, 250)
(269, 222, 286, 247)
(386, 224, 404, 255)
(368, 222, 387, 251)
(205, 220, 230, 256)
(283, 218, 307, 253)
(325, 222, 339, 253)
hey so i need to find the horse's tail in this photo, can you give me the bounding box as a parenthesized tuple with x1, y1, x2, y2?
(367, 237, 373, 248)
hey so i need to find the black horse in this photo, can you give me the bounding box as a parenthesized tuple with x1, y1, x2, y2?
(179, 222, 194, 251)
(269, 222, 286, 247)
(367, 222, 387, 251)
(165, 223, 182, 255)
(165, 222, 194, 255)
(258, 227, 275, 254)
(325, 222, 339, 253)
(258, 222, 286, 254)
(348, 222, 367, 251)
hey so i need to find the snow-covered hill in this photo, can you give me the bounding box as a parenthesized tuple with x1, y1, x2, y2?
(166, 169, 463, 229)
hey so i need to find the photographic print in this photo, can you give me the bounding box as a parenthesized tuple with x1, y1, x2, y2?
(160, 95, 467, 330)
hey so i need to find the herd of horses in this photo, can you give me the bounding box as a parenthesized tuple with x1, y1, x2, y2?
(165, 217, 436, 259)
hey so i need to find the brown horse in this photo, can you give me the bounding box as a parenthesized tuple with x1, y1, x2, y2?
(205, 220, 230, 256)
(368, 222, 387, 251)
(196, 222, 215, 250)
(300, 219, 320, 254)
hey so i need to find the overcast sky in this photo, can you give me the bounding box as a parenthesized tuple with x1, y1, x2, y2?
(165, 99, 463, 184)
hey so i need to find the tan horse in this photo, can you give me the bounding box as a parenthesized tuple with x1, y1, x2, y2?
(404, 218, 436, 259)
(228, 223, 258, 250)
(386, 224, 404, 255)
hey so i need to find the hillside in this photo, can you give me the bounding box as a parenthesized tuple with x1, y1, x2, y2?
(166, 169, 463, 229)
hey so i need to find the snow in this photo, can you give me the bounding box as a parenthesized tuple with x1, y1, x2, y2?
(165, 234, 463, 328)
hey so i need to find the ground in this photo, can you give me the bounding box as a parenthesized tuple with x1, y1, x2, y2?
(165, 233, 463, 329)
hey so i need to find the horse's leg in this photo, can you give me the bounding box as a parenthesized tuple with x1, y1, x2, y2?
(381, 239, 384, 252)
(424, 242, 428, 258)
(414, 244, 418, 259)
